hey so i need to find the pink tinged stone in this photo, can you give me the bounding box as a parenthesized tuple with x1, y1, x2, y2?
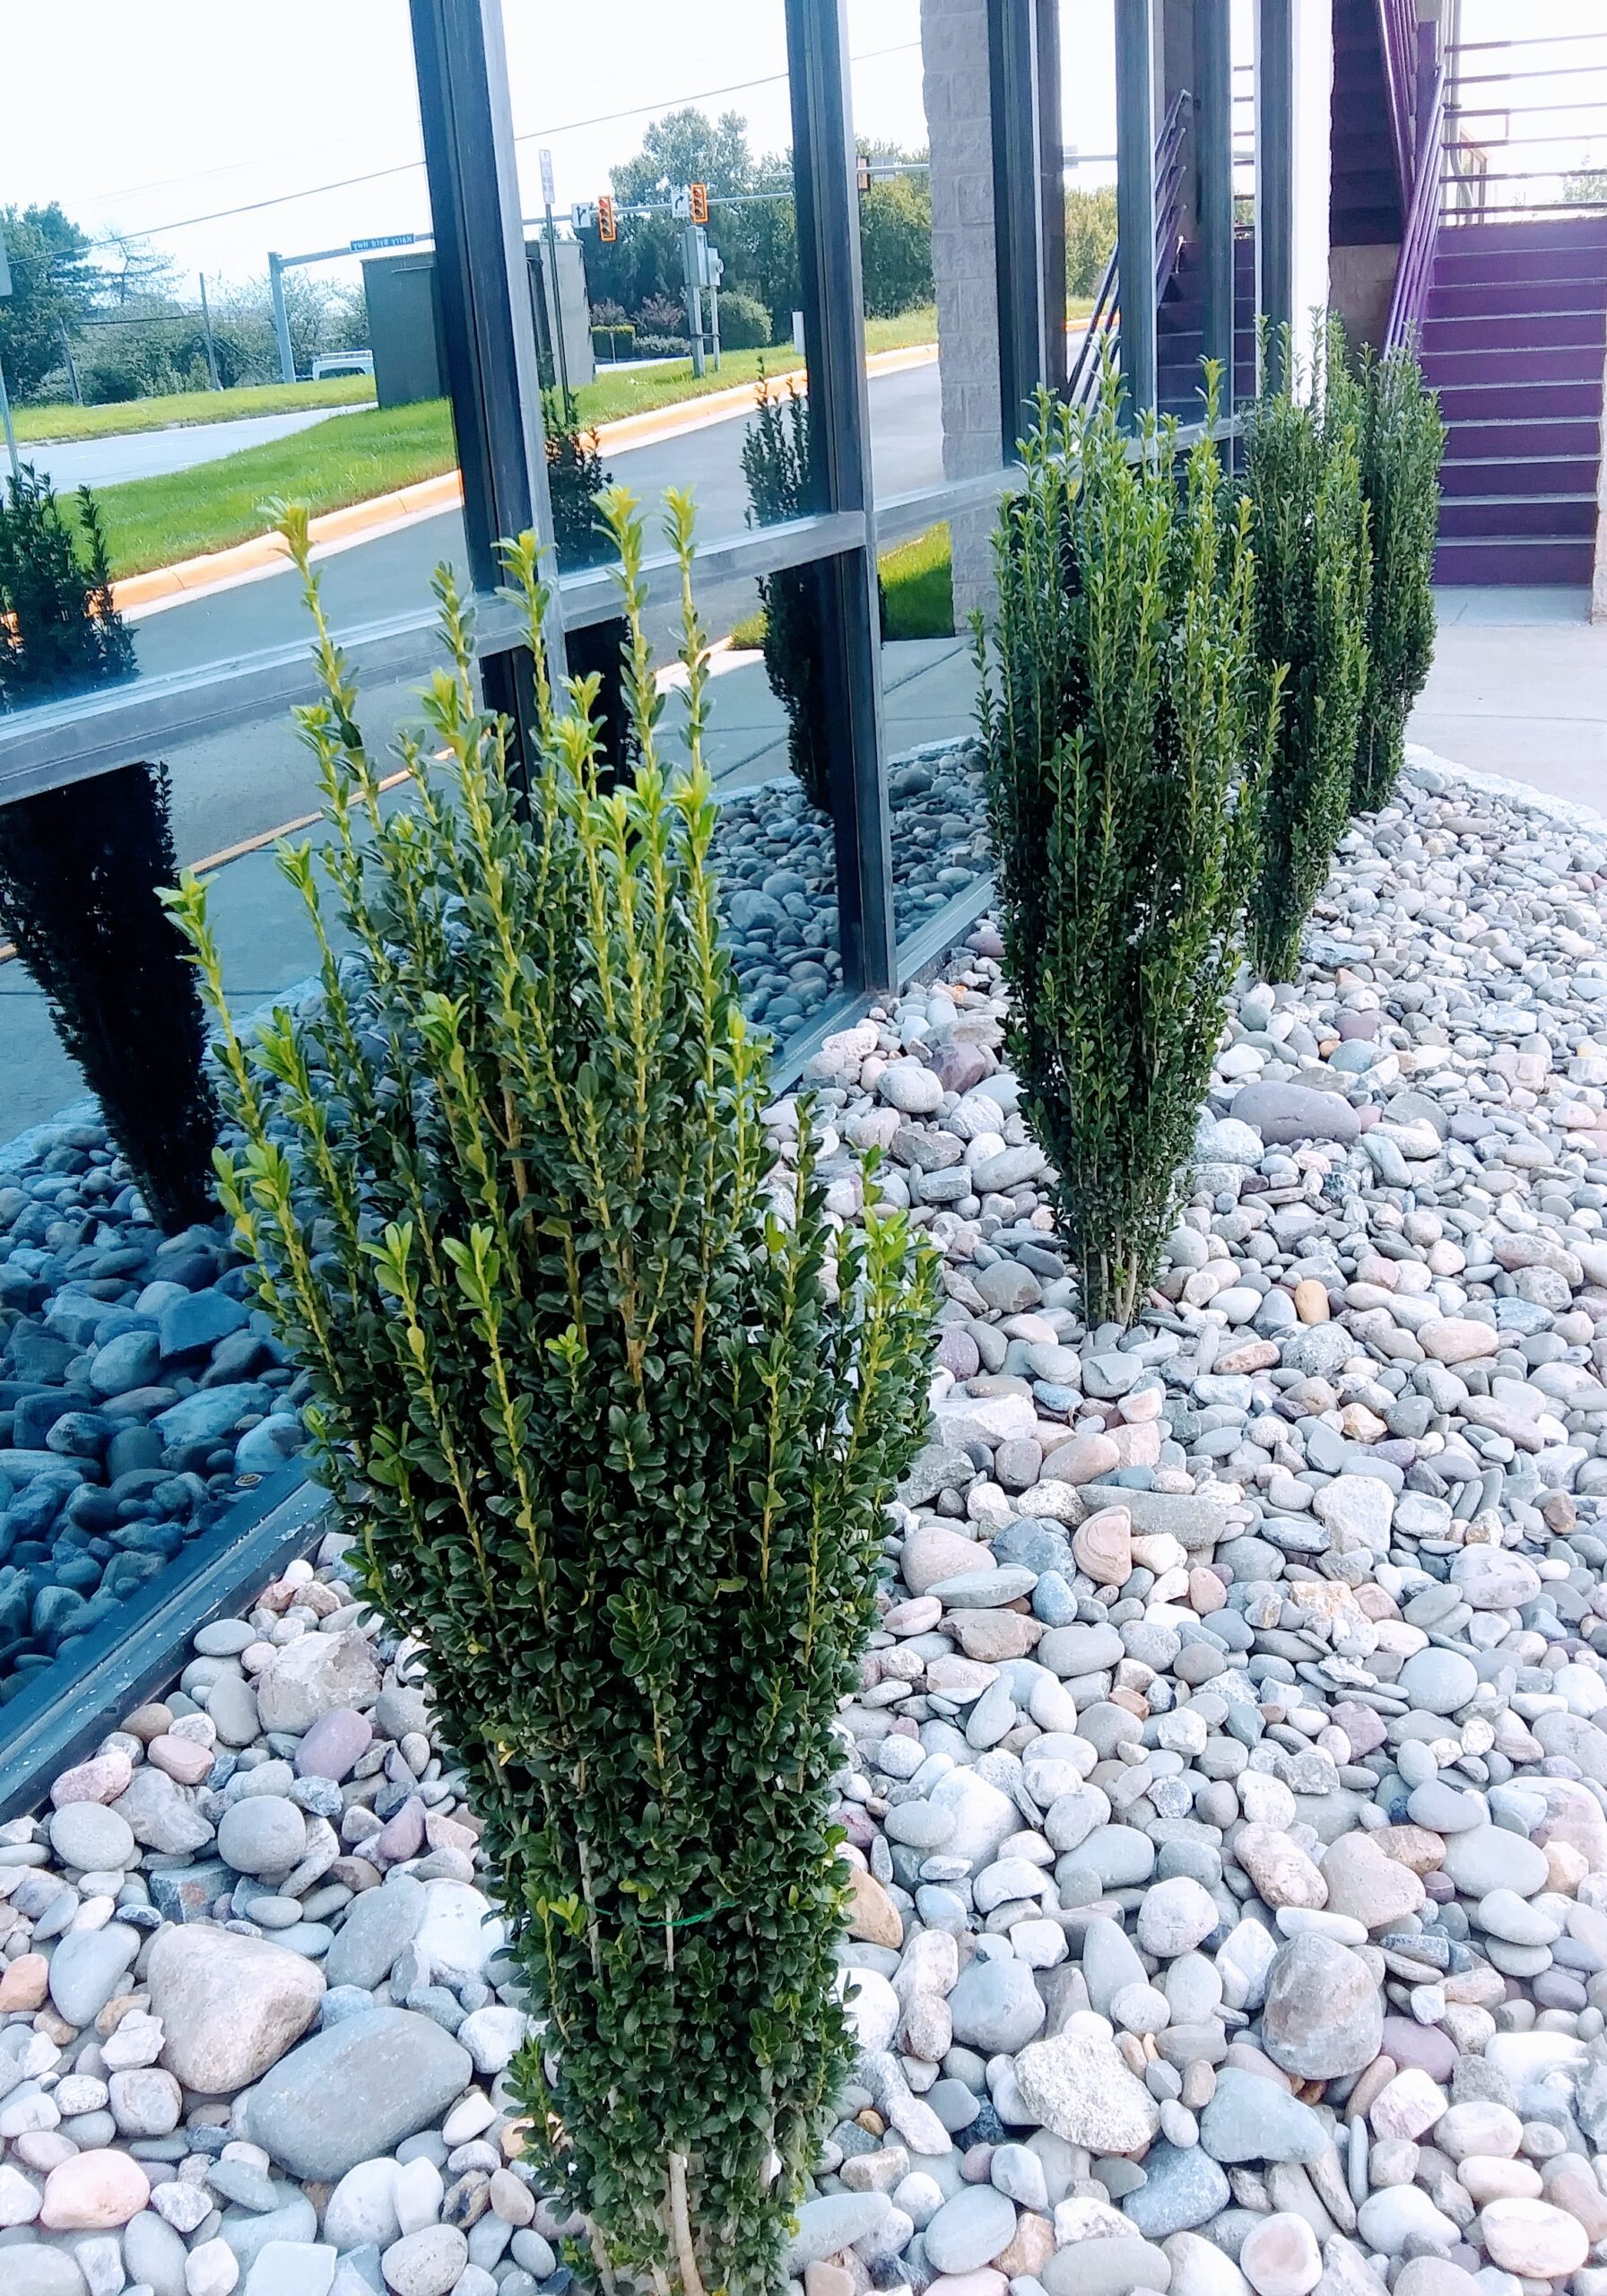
(377, 1796, 428, 1863)
(295, 1707, 374, 1782)
(50, 1750, 134, 1808)
(1038, 1432, 1118, 1485)
(1420, 1318, 1498, 1366)
(146, 1734, 215, 1786)
(936, 1329, 981, 1378)
(1479, 2198, 1588, 2279)
(39, 2148, 150, 2230)
(1105, 1419, 1160, 1469)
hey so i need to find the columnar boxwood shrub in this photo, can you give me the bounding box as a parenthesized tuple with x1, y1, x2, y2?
(976, 370, 1275, 1328)
(1351, 346, 1445, 812)
(166, 491, 936, 2296)
(0, 466, 135, 707)
(0, 760, 218, 1231)
(1244, 323, 1371, 982)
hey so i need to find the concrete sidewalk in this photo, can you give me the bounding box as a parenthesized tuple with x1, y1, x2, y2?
(1408, 587, 1607, 810)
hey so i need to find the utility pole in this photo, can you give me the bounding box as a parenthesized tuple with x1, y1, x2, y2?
(681, 225, 705, 378)
(0, 223, 19, 487)
(198, 273, 222, 390)
(57, 322, 83, 406)
(538, 148, 570, 408)
(268, 251, 296, 385)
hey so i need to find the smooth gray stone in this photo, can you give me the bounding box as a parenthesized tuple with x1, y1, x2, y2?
(246, 2008, 472, 2181)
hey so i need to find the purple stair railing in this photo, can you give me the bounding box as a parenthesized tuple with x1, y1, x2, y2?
(1068, 88, 1193, 410)
(1375, 0, 1422, 199)
(1384, 61, 1446, 353)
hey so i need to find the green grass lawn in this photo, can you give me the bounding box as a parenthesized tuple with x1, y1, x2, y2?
(730, 520, 955, 651)
(13, 376, 377, 446)
(78, 400, 456, 579)
(577, 306, 937, 423)
(80, 307, 942, 580)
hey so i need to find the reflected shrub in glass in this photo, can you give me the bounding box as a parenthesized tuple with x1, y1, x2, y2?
(0, 760, 218, 1231)
(741, 368, 831, 811)
(976, 370, 1274, 1327)
(0, 467, 134, 708)
(1244, 321, 1370, 981)
(167, 491, 935, 2296)
(1351, 345, 1444, 813)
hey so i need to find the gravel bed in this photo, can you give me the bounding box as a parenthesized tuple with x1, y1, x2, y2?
(0, 737, 988, 1699)
(712, 736, 989, 1030)
(6, 756, 1607, 2296)
(0, 1170, 311, 1703)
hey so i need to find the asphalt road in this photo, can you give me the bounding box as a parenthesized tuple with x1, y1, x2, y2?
(21, 409, 343, 495)
(130, 360, 946, 688)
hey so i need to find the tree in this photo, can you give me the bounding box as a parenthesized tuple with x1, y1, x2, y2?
(858, 167, 934, 317)
(1065, 185, 1118, 300)
(612, 107, 755, 206)
(582, 109, 800, 337)
(0, 204, 99, 400)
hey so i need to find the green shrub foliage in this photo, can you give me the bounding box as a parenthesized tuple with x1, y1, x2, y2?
(1244, 323, 1371, 983)
(1351, 346, 1445, 812)
(166, 491, 936, 2296)
(542, 386, 612, 571)
(0, 466, 135, 708)
(741, 367, 830, 810)
(976, 370, 1275, 1328)
(0, 761, 218, 1231)
(715, 290, 771, 350)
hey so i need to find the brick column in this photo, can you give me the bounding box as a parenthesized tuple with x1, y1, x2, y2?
(922, 0, 1003, 624)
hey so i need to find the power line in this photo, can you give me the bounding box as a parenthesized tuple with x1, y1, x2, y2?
(80, 43, 922, 250)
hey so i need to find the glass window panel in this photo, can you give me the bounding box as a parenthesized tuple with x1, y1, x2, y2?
(0, 0, 459, 735)
(592, 547, 847, 1055)
(847, 0, 993, 505)
(882, 521, 991, 951)
(503, 0, 812, 570)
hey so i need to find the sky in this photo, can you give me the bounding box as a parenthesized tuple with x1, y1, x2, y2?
(4, 1, 1601, 312)
(3, 0, 1101, 301)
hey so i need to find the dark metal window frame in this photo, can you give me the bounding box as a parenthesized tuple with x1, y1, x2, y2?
(0, 0, 1279, 1815)
(0, 0, 1068, 996)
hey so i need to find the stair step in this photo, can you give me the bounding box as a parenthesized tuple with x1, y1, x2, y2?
(1441, 417, 1603, 462)
(1421, 311, 1607, 354)
(1434, 536, 1595, 584)
(1427, 281, 1607, 322)
(1420, 345, 1606, 387)
(1436, 215, 1607, 251)
(1440, 457, 1599, 498)
(1433, 245, 1607, 290)
(1429, 379, 1605, 422)
(1438, 497, 1598, 541)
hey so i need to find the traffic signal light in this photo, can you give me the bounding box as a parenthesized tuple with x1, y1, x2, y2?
(689, 181, 708, 225)
(598, 195, 617, 243)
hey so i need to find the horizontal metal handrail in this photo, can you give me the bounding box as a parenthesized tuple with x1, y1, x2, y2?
(1438, 169, 1607, 185)
(1067, 86, 1193, 411)
(1452, 65, 1607, 85)
(1454, 31, 1607, 50)
(1441, 201, 1607, 218)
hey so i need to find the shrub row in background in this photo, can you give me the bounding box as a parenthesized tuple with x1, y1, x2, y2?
(978, 327, 1444, 1325)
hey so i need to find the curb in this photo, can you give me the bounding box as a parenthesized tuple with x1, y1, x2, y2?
(109, 344, 940, 620)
